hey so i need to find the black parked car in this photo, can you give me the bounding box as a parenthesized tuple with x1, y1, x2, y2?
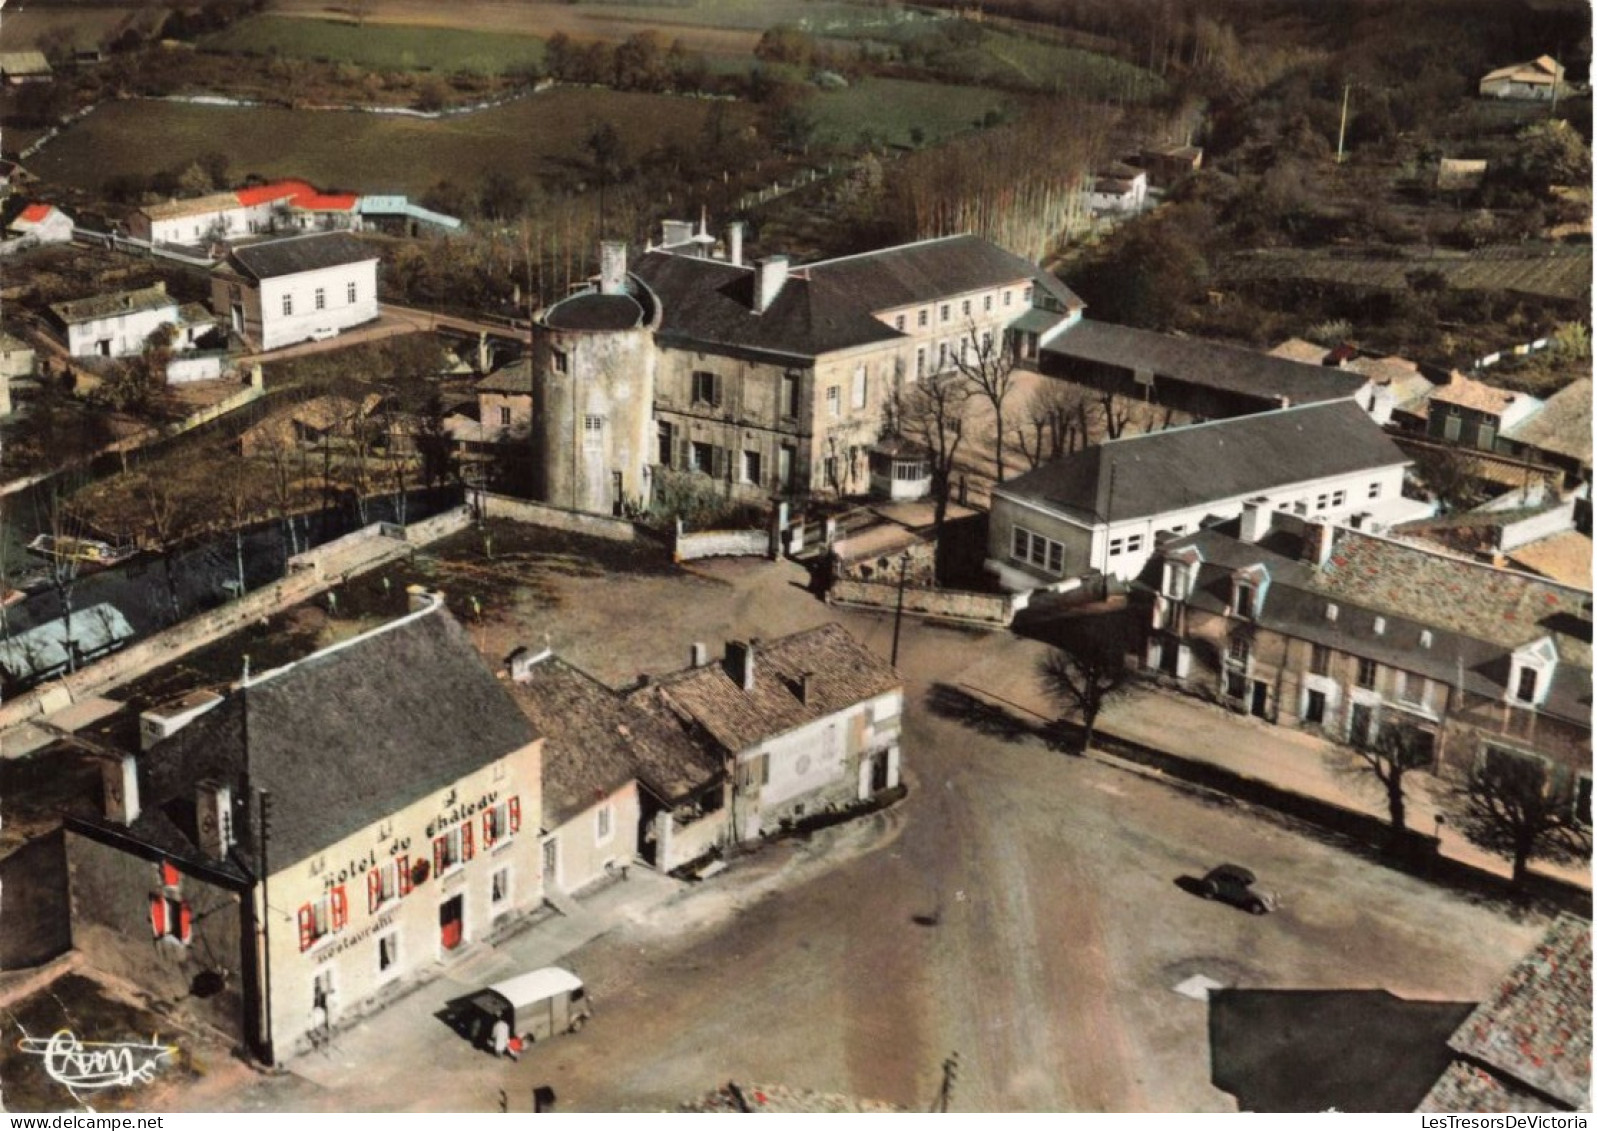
(1199, 864, 1278, 915)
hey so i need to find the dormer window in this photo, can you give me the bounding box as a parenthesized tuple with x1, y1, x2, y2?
(1506, 635, 1558, 709)
(1373, 616, 1385, 635)
(1234, 583, 1255, 619)
(1325, 603, 1339, 622)
(1514, 667, 1538, 704)
(1419, 630, 1432, 649)
(1162, 558, 1195, 601)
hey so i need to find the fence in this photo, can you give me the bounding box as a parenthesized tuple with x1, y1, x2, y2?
(826, 578, 1018, 628)
(476, 492, 645, 542)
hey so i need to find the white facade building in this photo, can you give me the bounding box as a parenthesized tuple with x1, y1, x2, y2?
(51, 282, 180, 358)
(212, 232, 380, 351)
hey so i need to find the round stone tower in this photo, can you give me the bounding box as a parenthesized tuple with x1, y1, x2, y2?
(530, 241, 661, 516)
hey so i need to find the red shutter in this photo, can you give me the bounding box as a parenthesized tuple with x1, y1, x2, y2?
(397, 855, 411, 896)
(178, 901, 192, 943)
(297, 905, 314, 951)
(462, 822, 474, 862)
(160, 861, 179, 888)
(434, 836, 444, 875)
(150, 893, 167, 938)
(330, 886, 348, 930)
(481, 811, 495, 848)
(368, 867, 382, 914)
(509, 797, 521, 835)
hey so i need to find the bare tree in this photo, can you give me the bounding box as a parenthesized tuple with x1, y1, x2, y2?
(34, 483, 84, 674)
(1036, 614, 1137, 753)
(1015, 379, 1094, 469)
(1336, 721, 1434, 834)
(257, 427, 305, 557)
(1410, 444, 1488, 514)
(950, 320, 1022, 484)
(1447, 751, 1591, 889)
(898, 371, 974, 549)
(130, 467, 190, 624)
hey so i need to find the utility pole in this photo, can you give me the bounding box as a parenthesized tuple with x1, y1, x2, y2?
(890, 551, 909, 668)
(1336, 83, 1351, 164)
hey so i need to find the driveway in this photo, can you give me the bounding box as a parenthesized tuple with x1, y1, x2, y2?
(189, 555, 1549, 1113)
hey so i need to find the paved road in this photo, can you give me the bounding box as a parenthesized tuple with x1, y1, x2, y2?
(177, 557, 1548, 1113)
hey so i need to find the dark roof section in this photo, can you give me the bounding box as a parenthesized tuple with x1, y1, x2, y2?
(478, 359, 532, 396)
(1446, 915, 1592, 1110)
(631, 234, 1080, 363)
(543, 292, 644, 331)
(51, 285, 175, 325)
(632, 623, 900, 754)
(998, 400, 1409, 525)
(138, 605, 538, 870)
(509, 655, 722, 824)
(227, 232, 379, 282)
(1044, 319, 1370, 406)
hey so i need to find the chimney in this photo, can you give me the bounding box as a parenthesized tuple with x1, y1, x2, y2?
(727, 221, 745, 267)
(196, 780, 233, 860)
(691, 641, 709, 669)
(407, 584, 444, 613)
(506, 645, 543, 683)
(753, 256, 788, 314)
(799, 672, 815, 706)
(599, 240, 627, 296)
(1301, 521, 1335, 569)
(140, 689, 223, 752)
(476, 331, 491, 375)
(1238, 497, 1272, 544)
(661, 219, 693, 248)
(102, 755, 140, 826)
(725, 640, 756, 691)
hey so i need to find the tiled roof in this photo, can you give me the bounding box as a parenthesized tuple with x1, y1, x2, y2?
(235, 179, 317, 207)
(632, 623, 900, 755)
(137, 605, 539, 870)
(139, 192, 243, 221)
(1417, 1061, 1560, 1113)
(1268, 338, 1330, 364)
(1447, 916, 1591, 1109)
(1311, 530, 1592, 667)
(477, 360, 532, 396)
(998, 400, 1407, 525)
(509, 655, 722, 823)
(1429, 372, 1531, 416)
(1048, 319, 1370, 406)
(50, 285, 175, 325)
(1505, 532, 1593, 590)
(16, 203, 54, 225)
(227, 232, 378, 281)
(1483, 56, 1563, 84)
(1505, 379, 1591, 466)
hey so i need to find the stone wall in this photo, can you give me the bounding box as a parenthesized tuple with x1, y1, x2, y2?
(0, 832, 71, 970)
(826, 579, 1017, 628)
(674, 522, 771, 561)
(476, 492, 643, 542)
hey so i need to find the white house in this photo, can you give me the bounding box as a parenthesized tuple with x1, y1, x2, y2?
(987, 399, 1429, 589)
(131, 180, 363, 246)
(50, 282, 180, 359)
(1088, 164, 1148, 214)
(1479, 56, 1567, 100)
(211, 232, 380, 351)
(8, 202, 73, 244)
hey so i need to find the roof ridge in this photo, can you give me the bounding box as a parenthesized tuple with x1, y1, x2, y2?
(245, 592, 446, 690)
(1099, 396, 1355, 450)
(803, 232, 973, 271)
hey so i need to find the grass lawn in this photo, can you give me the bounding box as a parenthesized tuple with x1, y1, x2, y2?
(31, 89, 753, 197)
(810, 78, 1011, 148)
(201, 15, 544, 75)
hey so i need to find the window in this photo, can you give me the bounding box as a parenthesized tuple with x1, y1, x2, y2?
(282, 294, 293, 317)
(1515, 667, 1538, 703)
(160, 860, 180, 888)
(347, 281, 357, 304)
(937, 342, 949, 371)
(826, 385, 841, 417)
(596, 803, 614, 844)
(1577, 776, 1592, 828)
(149, 894, 191, 944)
(1013, 527, 1064, 574)
(781, 373, 800, 417)
(1331, 490, 1346, 507)
(1023, 285, 1033, 304)
(691, 441, 713, 474)
(984, 294, 993, 312)
(1373, 616, 1385, 636)
(491, 866, 512, 907)
(1443, 412, 1461, 442)
(482, 797, 522, 847)
(1396, 672, 1431, 709)
(1419, 630, 1433, 649)
(1003, 290, 1012, 307)
(740, 753, 771, 789)
(1315, 494, 1329, 511)
(915, 348, 926, 380)
(918, 308, 928, 328)
(691, 370, 719, 405)
(1109, 537, 1125, 556)
(742, 450, 762, 485)
(1125, 534, 1143, 555)
(1368, 482, 1382, 499)
(940, 303, 950, 323)
(584, 415, 605, 450)
(296, 887, 348, 951)
(433, 822, 474, 876)
(779, 445, 795, 489)
(552, 348, 568, 375)
(498, 406, 511, 428)
(1356, 657, 1378, 689)
(823, 454, 838, 488)
(1304, 689, 1327, 724)
(314, 287, 326, 311)
(851, 367, 867, 409)
(1233, 584, 1254, 619)
(981, 330, 993, 356)
(961, 299, 971, 317)
(894, 315, 905, 331)
(367, 856, 411, 913)
(1310, 644, 1331, 676)
(1162, 561, 1192, 601)
(658, 421, 674, 465)
(377, 931, 400, 975)
(1228, 636, 1250, 664)
(1479, 422, 1497, 451)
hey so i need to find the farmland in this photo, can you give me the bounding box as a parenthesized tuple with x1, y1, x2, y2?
(810, 78, 1011, 148)
(201, 16, 545, 76)
(28, 89, 754, 199)
(1219, 243, 1594, 304)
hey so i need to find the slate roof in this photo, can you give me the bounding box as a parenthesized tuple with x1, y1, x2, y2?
(1505, 378, 1591, 466)
(1046, 319, 1370, 406)
(997, 400, 1408, 526)
(543, 291, 645, 331)
(226, 232, 378, 281)
(136, 604, 539, 870)
(1417, 1061, 1559, 1113)
(50, 285, 176, 325)
(631, 623, 900, 755)
(1446, 915, 1591, 1110)
(629, 234, 1078, 362)
(508, 654, 722, 823)
(478, 360, 533, 396)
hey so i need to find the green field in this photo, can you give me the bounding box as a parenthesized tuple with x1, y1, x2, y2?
(810, 78, 1011, 148)
(201, 16, 545, 75)
(32, 90, 750, 197)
